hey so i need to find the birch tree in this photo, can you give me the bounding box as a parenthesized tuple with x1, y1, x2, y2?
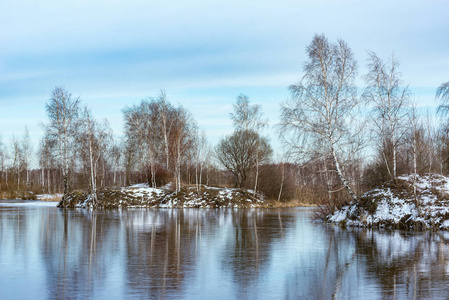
(38, 137, 55, 194)
(195, 129, 209, 191)
(230, 94, 267, 193)
(171, 106, 196, 192)
(22, 127, 32, 188)
(436, 81, 449, 114)
(111, 142, 121, 187)
(11, 136, 22, 190)
(363, 52, 409, 180)
(409, 104, 419, 204)
(0, 136, 7, 189)
(123, 100, 160, 188)
(156, 91, 173, 171)
(44, 86, 80, 204)
(279, 34, 361, 201)
(80, 107, 101, 205)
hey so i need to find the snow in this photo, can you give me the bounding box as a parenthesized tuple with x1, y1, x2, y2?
(328, 209, 347, 223)
(70, 184, 265, 209)
(328, 174, 449, 230)
(441, 220, 449, 229)
(122, 187, 164, 197)
(128, 183, 149, 188)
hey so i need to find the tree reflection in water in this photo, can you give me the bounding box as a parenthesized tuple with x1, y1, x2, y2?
(1, 205, 449, 299)
(353, 228, 449, 299)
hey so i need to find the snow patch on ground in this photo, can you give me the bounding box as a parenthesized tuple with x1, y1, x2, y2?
(128, 183, 149, 188)
(328, 174, 449, 230)
(64, 184, 266, 209)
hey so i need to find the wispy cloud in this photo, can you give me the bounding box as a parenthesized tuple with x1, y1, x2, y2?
(0, 0, 448, 150)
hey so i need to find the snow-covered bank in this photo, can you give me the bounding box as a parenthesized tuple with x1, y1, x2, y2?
(328, 174, 449, 230)
(58, 185, 266, 209)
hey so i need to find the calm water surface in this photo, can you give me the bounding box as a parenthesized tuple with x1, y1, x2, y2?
(1, 200, 449, 299)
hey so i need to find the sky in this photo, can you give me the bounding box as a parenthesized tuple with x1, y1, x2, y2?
(1, 0, 448, 160)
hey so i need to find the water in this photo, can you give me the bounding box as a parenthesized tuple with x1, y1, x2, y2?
(1, 201, 449, 299)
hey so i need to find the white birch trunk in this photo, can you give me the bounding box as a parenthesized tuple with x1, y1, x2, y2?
(331, 145, 357, 202)
(277, 163, 285, 202)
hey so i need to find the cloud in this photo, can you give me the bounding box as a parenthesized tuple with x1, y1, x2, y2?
(0, 0, 448, 153)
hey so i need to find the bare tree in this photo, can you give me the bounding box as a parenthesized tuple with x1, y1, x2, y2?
(80, 107, 100, 205)
(44, 86, 80, 204)
(230, 94, 267, 193)
(436, 81, 449, 114)
(215, 130, 272, 188)
(171, 106, 196, 192)
(230, 94, 266, 132)
(363, 52, 410, 180)
(110, 141, 121, 187)
(0, 136, 9, 190)
(123, 93, 198, 190)
(11, 136, 22, 190)
(195, 129, 209, 191)
(277, 156, 286, 202)
(123, 137, 138, 186)
(409, 104, 419, 205)
(123, 99, 161, 188)
(21, 127, 32, 188)
(38, 137, 55, 194)
(279, 34, 361, 201)
(156, 91, 174, 171)
(425, 111, 436, 174)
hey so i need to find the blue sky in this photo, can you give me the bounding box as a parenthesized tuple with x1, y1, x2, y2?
(1, 0, 448, 156)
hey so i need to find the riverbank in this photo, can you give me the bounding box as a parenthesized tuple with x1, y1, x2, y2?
(328, 174, 449, 230)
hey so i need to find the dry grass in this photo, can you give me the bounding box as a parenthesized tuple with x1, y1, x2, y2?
(37, 194, 62, 202)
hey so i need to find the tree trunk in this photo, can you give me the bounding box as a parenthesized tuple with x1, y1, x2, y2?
(253, 151, 259, 195)
(89, 137, 97, 206)
(382, 147, 393, 180)
(17, 164, 20, 191)
(331, 145, 357, 202)
(113, 163, 117, 186)
(323, 158, 332, 203)
(47, 168, 51, 194)
(277, 163, 285, 202)
(150, 151, 156, 188)
(199, 163, 203, 191)
(195, 164, 199, 192)
(413, 126, 418, 206)
(392, 129, 397, 180)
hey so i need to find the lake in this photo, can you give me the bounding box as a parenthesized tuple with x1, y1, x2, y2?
(1, 200, 449, 299)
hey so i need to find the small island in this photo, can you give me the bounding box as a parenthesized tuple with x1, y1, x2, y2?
(57, 184, 269, 209)
(328, 174, 449, 230)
